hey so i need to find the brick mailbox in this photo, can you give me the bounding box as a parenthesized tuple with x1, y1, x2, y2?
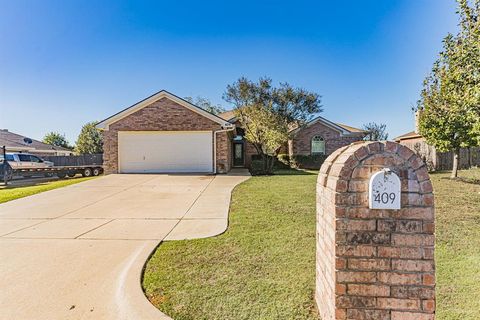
(316, 141, 435, 320)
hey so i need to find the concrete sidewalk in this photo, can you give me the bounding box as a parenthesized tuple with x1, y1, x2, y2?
(0, 170, 250, 319)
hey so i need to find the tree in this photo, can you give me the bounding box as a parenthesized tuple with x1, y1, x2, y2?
(184, 96, 225, 115)
(416, 0, 480, 178)
(362, 122, 388, 141)
(42, 132, 72, 149)
(223, 77, 322, 174)
(75, 121, 103, 154)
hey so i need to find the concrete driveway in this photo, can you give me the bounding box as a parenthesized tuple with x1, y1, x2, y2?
(0, 171, 249, 320)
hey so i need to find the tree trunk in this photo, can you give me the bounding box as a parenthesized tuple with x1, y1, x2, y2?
(266, 155, 275, 175)
(451, 148, 460, 179)
(261, 153, 266, 173)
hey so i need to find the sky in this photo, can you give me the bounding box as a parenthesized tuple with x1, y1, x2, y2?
(0, 0, 459, 144)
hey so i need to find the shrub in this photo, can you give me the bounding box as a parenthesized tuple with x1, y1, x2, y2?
(250, 159, 267, 176)
(290, 154, 328, 169)
(276, 154, 291, 167)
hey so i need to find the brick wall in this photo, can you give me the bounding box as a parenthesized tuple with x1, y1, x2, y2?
(316, 141, 435, 320)
(102, 97, 230, 174)
(291, 121, 364, 156)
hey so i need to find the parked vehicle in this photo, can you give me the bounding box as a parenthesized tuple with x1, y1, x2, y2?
(0, 153, 103, 181)
(1, 153, 54, 169)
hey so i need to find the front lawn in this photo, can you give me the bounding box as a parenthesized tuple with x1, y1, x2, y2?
(143, 168, 480, 320)
(432, 169, 480, 319)
(143, 170, 319, 320)
(0, 177, 95, 204)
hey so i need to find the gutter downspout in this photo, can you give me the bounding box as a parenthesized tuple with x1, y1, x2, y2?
(213, 125, 235, 174)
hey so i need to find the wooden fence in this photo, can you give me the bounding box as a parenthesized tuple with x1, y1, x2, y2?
(400, 139, 480, 171)
(42, 154, 103, 166)
(436, 147, 480, 170)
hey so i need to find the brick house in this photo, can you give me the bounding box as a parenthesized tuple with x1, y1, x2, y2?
(218, 111, 366, 168)
(287, 116, 366, 157)
(97, 90, 365, 174)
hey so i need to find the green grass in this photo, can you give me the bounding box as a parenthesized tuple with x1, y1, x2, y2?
(143, 170, 319, 320)
(432, 169, 480, 320)
(143, 168, 480, 320)
(0, 177, 95, 204)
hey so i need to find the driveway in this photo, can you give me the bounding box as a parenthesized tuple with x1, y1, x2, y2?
(0, 171, 250, 319)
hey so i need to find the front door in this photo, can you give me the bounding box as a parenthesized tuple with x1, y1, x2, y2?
(233, 142, 244, 167)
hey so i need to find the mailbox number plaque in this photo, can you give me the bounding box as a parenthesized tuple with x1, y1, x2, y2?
(368, 168, 401, 210)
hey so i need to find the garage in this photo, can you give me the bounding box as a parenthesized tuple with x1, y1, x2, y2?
(118, 131, 213, 173)
(96, 90, 234, 174)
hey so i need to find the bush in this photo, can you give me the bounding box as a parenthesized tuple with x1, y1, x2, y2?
(250, 154, 290, 175)
(250, 159, 267, 176)
(279, 154, 327, 170)
(276, 154, 291, 168)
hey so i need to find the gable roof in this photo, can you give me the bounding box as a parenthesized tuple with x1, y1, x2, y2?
(335, 123, 366, 134)
(218, 110, 237, 122)
(289, 116, 366, 136)
(0, 129, 71, 152)
(96, 90, 234, 130)
(218, 110, 365, 136)
(394, 131, 423, 141)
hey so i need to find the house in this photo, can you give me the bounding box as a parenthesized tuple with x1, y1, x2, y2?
(395, 114, 480, 170)
(0, 129, 73, 156)
(218, 111, 366, 168)
(96, 90, 365, 174)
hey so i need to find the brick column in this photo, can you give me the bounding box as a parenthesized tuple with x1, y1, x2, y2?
(102, 130, 118, 174)
(316, 141, 435, 320)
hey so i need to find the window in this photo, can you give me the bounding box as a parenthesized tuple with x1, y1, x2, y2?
(311, 136, 325, 155)
(18, 154, 31, 162)
(5, 154, 14, 161)
(30, 155, 42, 163)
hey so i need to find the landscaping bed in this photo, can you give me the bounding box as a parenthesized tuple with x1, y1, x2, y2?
(143, 168, 480, 320)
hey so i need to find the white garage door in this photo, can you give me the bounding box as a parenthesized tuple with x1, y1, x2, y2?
(118, 131, 213, 173)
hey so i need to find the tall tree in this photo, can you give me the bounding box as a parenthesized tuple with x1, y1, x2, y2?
(417, 0, 480, 178)
(75, 121, 103, 154)
(184, 96, 225, 115)
(362, 122, 388, 141)
(42, 132, 72, 149)
(223, 77, 322, 174)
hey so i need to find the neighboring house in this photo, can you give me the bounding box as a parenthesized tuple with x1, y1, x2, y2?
(218, 111, 366, 168)
(0, 129, 73, 156)
(395, 114, 480, 170)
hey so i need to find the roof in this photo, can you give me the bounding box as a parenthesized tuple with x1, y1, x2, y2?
(289, 116, 366, 136)
(96, 90, 234, 130)
(335, 123, 366, 134)
(394, 131, 423, 141)
(219, 110, 365, 136)
(0, 129, 71, 152)
(218, 110, 236, 122)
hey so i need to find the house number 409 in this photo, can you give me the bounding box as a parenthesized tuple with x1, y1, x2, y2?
(373, 192, 396, 204)
(368, 169, 401, 210)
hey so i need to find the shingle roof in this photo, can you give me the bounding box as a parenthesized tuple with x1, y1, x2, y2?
(394, 131, 422, 141)
(97, 90, 233, 130)
(218, 110, 365, 135)
(218, 110, 236, 122)
(335, 123, 366, 134)
(0, 129, 71, 152)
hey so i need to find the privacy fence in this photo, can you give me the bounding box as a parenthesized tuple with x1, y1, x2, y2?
(42, 154, 103, 166)
(400, 140, 480, 171)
